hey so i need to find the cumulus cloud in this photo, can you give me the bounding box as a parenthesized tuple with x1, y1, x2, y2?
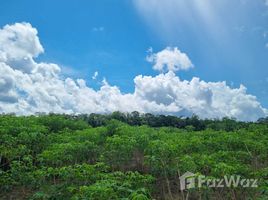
(0, 22, 267, 121)
(0, 22, 44, 73)
(146, 47, 193, 72)
(134, 72, 267, 121)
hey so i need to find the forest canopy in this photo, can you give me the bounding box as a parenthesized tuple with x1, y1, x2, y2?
(0, 112, 268, 199)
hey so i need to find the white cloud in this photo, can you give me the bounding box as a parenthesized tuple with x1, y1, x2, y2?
(146, 47, 193, 72)
(265, 0, 268, 6)
(0, 22, 267, 121)
(134, 72, 267, 121)
(92, 71, 98, 80)
(0, 22, 44, 73)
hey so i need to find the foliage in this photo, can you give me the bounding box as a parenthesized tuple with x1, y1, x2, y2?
(0, 114, 267, 199)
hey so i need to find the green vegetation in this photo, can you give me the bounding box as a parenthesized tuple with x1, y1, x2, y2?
(0, 113, 268, 199)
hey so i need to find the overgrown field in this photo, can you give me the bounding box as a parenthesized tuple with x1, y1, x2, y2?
(0, 113, 268, 199)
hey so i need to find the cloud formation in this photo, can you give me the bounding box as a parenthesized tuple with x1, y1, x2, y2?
(146, 47, 193, 72)
(0, 22, 267, 121)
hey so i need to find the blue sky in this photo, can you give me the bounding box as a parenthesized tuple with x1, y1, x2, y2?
(0, 0, 155, 90)
(0, 0, 267, 120)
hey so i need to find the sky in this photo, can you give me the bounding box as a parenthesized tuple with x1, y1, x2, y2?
(0, 0, 267, 121)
